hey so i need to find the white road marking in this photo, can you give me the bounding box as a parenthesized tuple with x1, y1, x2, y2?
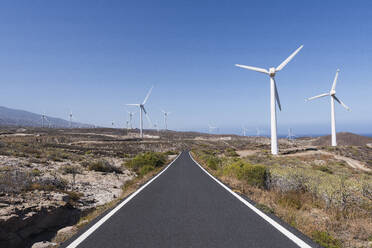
(189, 152, 312, 248)
(66, 153, 181, 248)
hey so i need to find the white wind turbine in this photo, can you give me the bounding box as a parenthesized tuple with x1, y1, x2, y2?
(241, 125, 249, 136)
(41, 112, 47, 128)
(161, 110, 171, 130)
(126, 111, 136, 129)
(305, 69, 350, 146)
(287, 128, 296, 141)
(126, 86, 154, 138)
(208, 124, 218, 134)
(236, 45, 303, 155)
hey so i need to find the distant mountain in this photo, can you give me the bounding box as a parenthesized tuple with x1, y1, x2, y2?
(312, 132, 372, 146)
(0, 106, 93, 128)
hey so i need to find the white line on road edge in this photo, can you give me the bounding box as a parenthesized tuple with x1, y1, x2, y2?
(66, 153, 181, 248)
(189, 152, 312, 248)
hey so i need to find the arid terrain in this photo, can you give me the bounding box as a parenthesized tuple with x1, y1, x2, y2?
(0, 127, 371, 248)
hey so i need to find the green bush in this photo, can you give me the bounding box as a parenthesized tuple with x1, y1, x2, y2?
(88, 160, 122, 173)
(139, 165, 155, 176)
(311, 231, 341, 248)
(206, 156, 221, 170)
(238, 163, 267, 187)
(223, 160, 245, 177)
(126, 152, 166, 173)
(225, 148, 239, 157)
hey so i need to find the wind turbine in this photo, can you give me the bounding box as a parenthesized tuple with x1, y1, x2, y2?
(208, 124, 218, 134)
(241, 125, 249, 136)
(126, 111, 136, 129)
(154, 121, 160, 132)
(41, 112, 47, 128)
(161, 110, 171, 130)
(305, 69, 350, 146)
(69, 111, 73, 128)
(236, 45, 303, 155)
(287, 128, 296, 141)
(126, 86, 154, 138)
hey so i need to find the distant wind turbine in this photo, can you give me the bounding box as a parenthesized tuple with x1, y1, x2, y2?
(208, 124, 218, 134)
(305, 69, 350, 146)
(126, 86, 154, 138)
(161, 110, 171, 130)
(241, 125, 249, 136)
(126, 111, 136, 129)
(236, 45, 303, 155)
(41, 112, 47, 128)
(287, 128, 296, 141)
(68, 111, 73, 128)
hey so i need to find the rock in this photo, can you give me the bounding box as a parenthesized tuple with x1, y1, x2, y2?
(31, 241, 57, 248)
(54, 226, 77, 243)
(52, 192, 69, 202)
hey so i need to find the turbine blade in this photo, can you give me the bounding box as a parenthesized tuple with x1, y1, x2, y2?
(142, 106, 147, 114)
(305, 93, 329, 101)
(331, 69, 340, 91)
(276, 45, 304, 71)
(333, 95, 351, 111)
(235, 64, 269, 74)
(142, 86, 154, 105)
(145, 112, 153, 127)
(274, 79, 281, 111)
(126, 104, 140, 106)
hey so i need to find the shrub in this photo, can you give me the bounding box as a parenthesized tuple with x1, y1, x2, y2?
(278, 191, 303, 210)
(316, 165, 333, 174)
(126, 152, 166, 173)
(164, 150, 178, 156)
(223, 160, 245, 178)
(30, 168, 42, 176)
(311, 231, 341, 248)
(62, 165, 82, 175)
(206, 156, 220, 170)
(238, 163, 267, 188)
(139, 165, 155, 176)
(225, 148, 239, 157)
(88, 160, 122, 173)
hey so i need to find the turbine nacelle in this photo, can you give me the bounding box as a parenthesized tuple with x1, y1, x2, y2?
(269, 67, 276, 77)
(330, 90, 336, 96)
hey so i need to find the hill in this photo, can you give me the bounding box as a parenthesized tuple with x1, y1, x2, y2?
(312, 132, 372, 146)
(0, 106, 93, 128)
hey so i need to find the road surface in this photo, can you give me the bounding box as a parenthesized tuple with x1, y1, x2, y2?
(62, 151, 316, 248)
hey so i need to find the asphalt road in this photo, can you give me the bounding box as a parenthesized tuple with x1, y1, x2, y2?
(62, 151, 316, 248)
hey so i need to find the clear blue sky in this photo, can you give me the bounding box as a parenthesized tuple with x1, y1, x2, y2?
(0, 0, 371, 135)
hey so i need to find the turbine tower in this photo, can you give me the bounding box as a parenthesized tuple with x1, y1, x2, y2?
(236, 45, 303, 155)
(126, 86, 153, 138)
(305, 69, 350, 146)
(161, 110, 171, 130)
